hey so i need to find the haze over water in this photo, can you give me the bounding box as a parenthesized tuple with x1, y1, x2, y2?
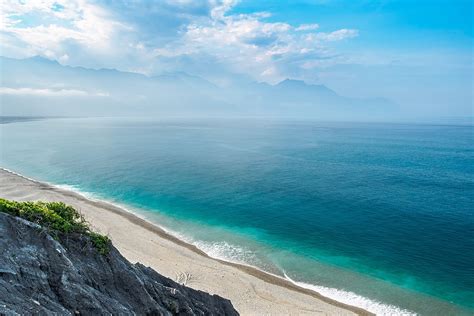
(0, 117, 472, 315)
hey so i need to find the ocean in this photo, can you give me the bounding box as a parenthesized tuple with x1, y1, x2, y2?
(0, 117, 473, 315)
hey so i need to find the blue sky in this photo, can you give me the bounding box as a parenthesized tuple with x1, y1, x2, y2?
(0, 0, 472, 117)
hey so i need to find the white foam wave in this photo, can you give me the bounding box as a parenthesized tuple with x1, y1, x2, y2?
(284, 273, 417, 316)
(193, 240, 256, 265)
(1, 167, 41, 183)
(1, 167, 100, 201)
(190, 235, 416, 316)
(54, 184, 98, 200)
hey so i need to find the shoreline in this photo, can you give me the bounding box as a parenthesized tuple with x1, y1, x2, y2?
(0, 167, 371, 315)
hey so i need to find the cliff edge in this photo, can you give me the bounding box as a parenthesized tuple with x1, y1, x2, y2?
(0, 204, 238, 315)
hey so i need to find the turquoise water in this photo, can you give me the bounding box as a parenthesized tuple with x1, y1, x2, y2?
(0, 117, 473, 315)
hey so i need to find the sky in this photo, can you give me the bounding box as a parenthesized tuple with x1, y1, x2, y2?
(0, 0, 473, 117)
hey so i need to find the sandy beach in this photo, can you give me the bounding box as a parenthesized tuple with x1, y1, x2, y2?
(0, 168, 370, 315)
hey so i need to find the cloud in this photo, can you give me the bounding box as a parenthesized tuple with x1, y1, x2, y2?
(0, 87, 109, 97)
(296, 23, 319, 31)
(310, 29, 359, 41)
(0, 0, 131, 65)
(0, 0, 359, 83)
(149, 3, 358, 82)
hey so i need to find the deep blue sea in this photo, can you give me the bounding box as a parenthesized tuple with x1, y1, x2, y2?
(1, 117, 473, 315)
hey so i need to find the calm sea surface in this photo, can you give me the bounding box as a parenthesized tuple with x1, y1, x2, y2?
(1, 117, 473, 315)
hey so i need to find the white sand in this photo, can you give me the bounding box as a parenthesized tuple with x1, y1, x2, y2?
(0, 168, 370, 315)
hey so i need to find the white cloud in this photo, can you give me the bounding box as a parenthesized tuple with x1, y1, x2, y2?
(210, 0, 238, 19)
(0, 87, 109, 97)
(310, 29, 359, 42)
(0, 0, 359, 83)
(159, 5, 358, 82)
(296, 23, 319, 31)
(1, 0, 130, 61)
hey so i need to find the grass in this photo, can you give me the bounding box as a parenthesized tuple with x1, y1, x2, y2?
(0, 198, 110, 255)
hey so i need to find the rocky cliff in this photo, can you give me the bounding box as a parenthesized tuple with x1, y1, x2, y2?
(0, 212, 238, 315)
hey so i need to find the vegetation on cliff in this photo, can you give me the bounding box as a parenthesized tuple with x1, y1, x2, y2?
(0, 198, 110, 254)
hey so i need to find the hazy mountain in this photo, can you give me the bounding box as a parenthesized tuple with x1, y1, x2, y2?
(0, 56, 395, 119)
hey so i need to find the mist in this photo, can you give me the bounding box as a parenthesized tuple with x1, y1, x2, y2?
(1, 56, 402, 121)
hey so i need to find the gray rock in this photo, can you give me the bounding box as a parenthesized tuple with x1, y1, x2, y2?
(0, 213, 239, 315)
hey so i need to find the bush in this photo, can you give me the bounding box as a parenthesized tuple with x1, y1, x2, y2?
(0, 198, 110, 254)
(89, 232, 111, 255)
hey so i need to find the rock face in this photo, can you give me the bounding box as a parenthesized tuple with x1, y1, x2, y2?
(0, 213, 239, 315)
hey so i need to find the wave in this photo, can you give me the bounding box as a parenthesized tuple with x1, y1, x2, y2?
(193, 240, 259, 265)
(190, 236, 417, 315)
(54, 184, 98, 200)
(284, 273, 416, 315)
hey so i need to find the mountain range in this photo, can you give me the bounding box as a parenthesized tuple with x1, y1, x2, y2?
(0, 56, 395, 119)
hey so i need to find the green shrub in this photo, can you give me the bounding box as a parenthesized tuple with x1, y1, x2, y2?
(0, 198, 110, 254)
(89, 232, 111, 255)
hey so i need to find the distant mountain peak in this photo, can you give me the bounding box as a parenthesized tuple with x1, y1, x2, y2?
(152, 71, 217, 89)
(277, 78, 308, 87)
(27, 55, 60, 65)
(276, 78, 336, 96)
